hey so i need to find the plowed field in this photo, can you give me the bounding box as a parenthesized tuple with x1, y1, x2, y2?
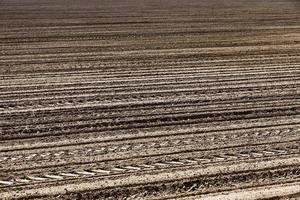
(0, 0, 300, 199)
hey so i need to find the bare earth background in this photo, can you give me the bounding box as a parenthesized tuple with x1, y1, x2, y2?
(0, 0, 300, 199)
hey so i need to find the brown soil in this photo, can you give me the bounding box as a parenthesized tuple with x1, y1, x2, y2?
(0, 0, 300, 199)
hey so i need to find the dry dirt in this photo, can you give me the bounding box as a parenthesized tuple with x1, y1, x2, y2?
(0, 0, 300, 199)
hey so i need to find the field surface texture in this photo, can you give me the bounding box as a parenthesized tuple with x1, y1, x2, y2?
(0, 0, 300, 199)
